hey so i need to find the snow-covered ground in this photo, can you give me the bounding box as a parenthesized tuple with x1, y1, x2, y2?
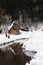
(25, 30, 43, 65)
(24, 23, 43, 65)
(0, 22, 43, 65)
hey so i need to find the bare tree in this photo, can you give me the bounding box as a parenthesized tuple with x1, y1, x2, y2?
(0, 7, 10, 38)
(0, 7, 6, 25)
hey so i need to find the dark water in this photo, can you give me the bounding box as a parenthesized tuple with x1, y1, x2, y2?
(0, 48, 31, 65)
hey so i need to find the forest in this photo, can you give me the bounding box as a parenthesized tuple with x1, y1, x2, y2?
(0, 0, 43, 22)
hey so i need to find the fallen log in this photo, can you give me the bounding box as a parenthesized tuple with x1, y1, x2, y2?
(0, 37, 29, 49)
(20, 27, 29, 31)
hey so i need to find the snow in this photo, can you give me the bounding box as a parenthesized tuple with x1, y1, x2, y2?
(8, 21, 14, 30)
(0, 23, 43, 65)
(25, 62, 30, 65)
(24, 23, 43, 65)
(25, 30, 43, 65)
